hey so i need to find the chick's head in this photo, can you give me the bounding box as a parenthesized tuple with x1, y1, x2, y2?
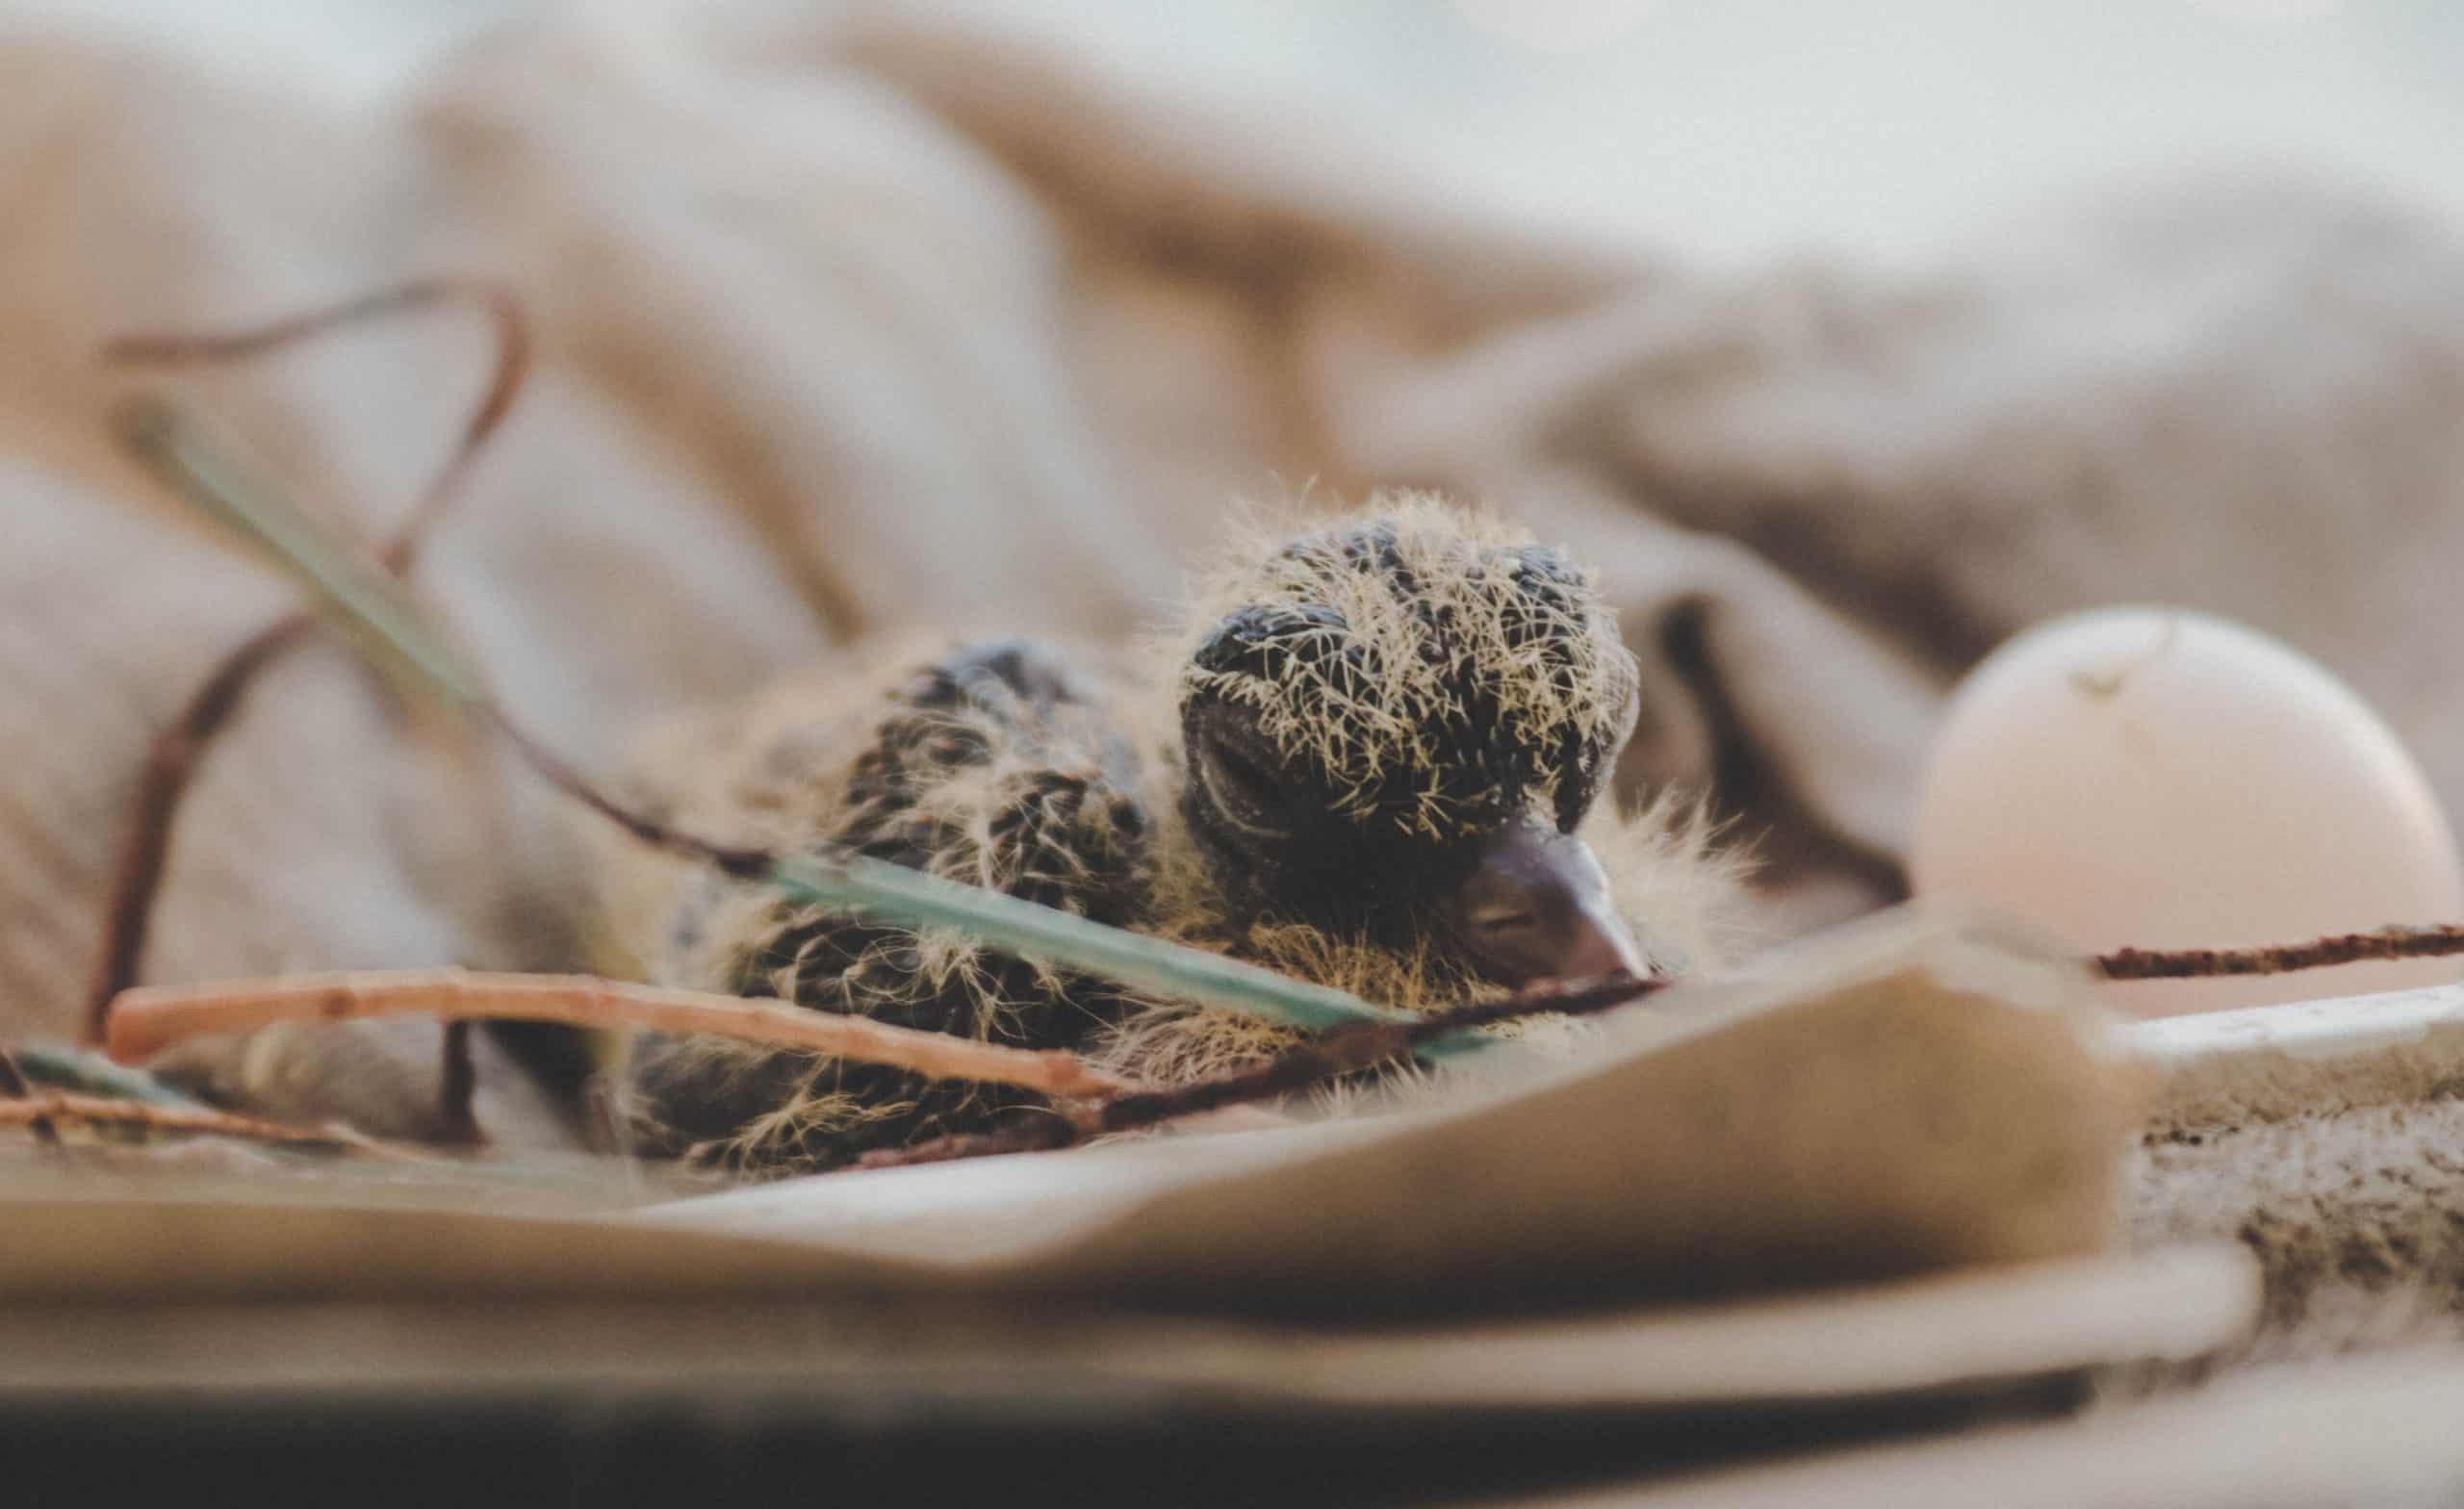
(1176, 498, 1647, 985)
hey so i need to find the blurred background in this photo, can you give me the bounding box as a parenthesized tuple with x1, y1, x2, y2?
(29, 0, 2464, 266)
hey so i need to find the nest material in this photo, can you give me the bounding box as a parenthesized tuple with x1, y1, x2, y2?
(586, 499, 1749, 1174)
(2113, 1096, 2464, 1404)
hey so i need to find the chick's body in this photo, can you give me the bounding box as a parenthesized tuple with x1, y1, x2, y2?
(589, 500, 1739, 1173)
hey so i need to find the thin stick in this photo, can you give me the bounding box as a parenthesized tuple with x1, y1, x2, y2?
(83, 281, 530, 1042)
(104, 969, 1137, 1102)
(0, 1092, 382, 1152)
(100, 279, 530, 572)
(2096, 925, 2464, 981)
(859, 972, 1668, 1169)
(82, 616, 311, 1041)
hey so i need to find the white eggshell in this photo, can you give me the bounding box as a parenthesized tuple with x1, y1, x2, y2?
(1911, 607, 2464, 1014)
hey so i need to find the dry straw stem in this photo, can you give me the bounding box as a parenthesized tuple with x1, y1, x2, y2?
(105, 970, 1137, 1103)
(84, 280, 530, 1042)
(0, 1091, 383, 1152)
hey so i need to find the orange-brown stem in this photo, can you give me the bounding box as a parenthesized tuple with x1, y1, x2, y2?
(104, 970, 1137, 1102)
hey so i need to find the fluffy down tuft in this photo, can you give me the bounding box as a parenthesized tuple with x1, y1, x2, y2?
(1174, 495, 1641, 838)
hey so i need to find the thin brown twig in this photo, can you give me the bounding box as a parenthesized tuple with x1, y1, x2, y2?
(485, 713, 770, 879)
(857, 971, 1670, 1169)
(99, 279, 531, 574)
(2095, 925, 2464, 981)
(103, 969, 1136, 1102)
(82, 616, 313, 1043)
(82, 280, 531, 1043)
(0, 1091, 392, 1153)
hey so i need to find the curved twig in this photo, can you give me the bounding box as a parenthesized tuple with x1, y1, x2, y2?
(104, 969, 1136, 1102)
(84, 280, 531, 1041)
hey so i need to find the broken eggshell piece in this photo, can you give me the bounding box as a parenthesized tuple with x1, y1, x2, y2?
(1910, 606, 2464, 1015)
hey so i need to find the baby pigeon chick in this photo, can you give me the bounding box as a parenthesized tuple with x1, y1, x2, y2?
(589, 497, 1738, 1173)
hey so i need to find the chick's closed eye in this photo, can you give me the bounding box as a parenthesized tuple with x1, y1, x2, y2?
(1195, 735, 1295, 839)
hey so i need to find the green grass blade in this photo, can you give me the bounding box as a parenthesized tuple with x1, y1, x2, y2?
(7, 1044, 205, 1107)
(115, 395, 490, 709)
(769, 852, 1414, 1034)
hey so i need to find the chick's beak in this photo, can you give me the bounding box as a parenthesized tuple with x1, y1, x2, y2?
(1445, 819, 1646, 987)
